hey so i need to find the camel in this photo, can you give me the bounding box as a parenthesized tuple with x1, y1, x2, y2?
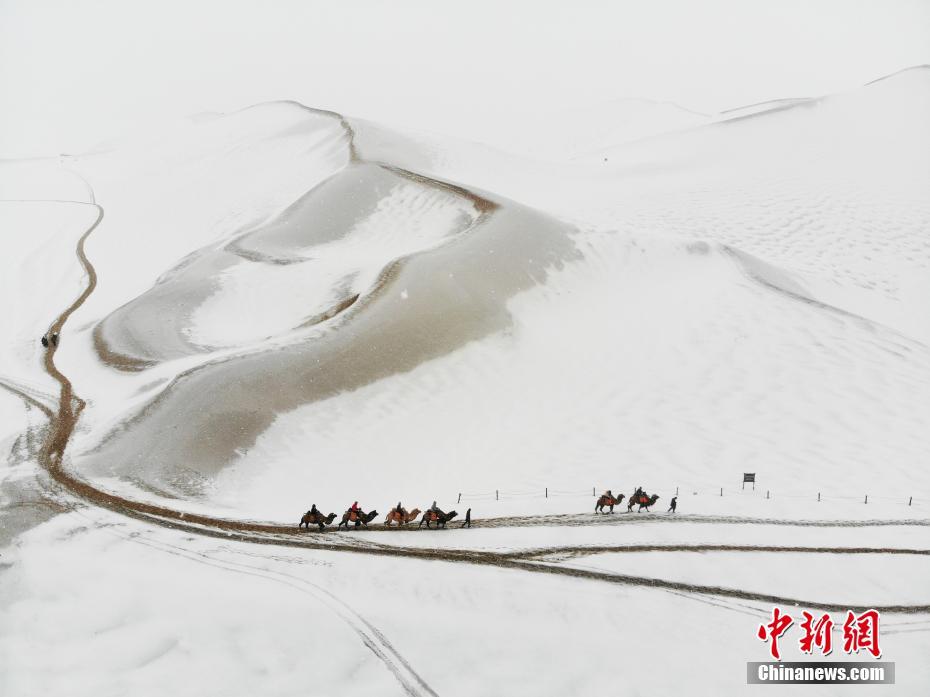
(627, 493, 660, 512)
(337, 509, 379, 530)
(299, 510, 337, 532)
(419, 510, 458, 529)
(595, 493, 625, 514)
(384, 507, 421, 526)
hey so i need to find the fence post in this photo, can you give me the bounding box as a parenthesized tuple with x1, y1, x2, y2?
(496, 489, 499, 501)
(817, 492, 820, 502)
(864, 494, 868, 504)
(457, 493, 461, 504)
(766, 490, 770, 499)
(720, 487, 723, 497)
(675, 486, 679, 496)
(909, 496, 913, 506)
(545, 487, 548, 498)
(593, 487, 595, 496)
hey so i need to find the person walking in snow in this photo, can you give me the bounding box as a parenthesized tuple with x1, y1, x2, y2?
(460, 508, 472, 528)
(667, 496, 677, 514)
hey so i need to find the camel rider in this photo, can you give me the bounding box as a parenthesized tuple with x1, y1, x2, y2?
(310, 503, 319, 517)
(603, 489, 614, 501)
(396, 501, 405, 519)
(430, 500, 445, 518)
(349, 501, 361, 519)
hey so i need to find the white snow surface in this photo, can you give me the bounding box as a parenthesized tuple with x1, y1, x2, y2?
(2, 69, 930, 696)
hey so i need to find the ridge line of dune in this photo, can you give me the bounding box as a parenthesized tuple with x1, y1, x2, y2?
(720, 245, 928, 348)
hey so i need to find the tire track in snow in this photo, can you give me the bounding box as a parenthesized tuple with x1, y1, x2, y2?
(30, 195, 930, 622)
(55, 503, 930, 615)
(39, 200, 103, 463)
(473, 511, 930, 529)
(507, 543, 930, 560)
(73, 508, 440, 697)
(32, 196, 441, 697)
(0, 378, 54, 419)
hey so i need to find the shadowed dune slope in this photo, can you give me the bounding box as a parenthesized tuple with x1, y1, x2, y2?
(79, 133, 581, 487)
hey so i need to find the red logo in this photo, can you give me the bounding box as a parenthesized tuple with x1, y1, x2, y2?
(757, 607, 794, 660)
(799, 612, 834, 655)
(757, 608, 882, 660)
(843, 610, 881, 658)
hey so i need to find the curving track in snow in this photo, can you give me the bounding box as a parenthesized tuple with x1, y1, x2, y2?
(26, 188, 930, 633)
(22, 197, 444, 696)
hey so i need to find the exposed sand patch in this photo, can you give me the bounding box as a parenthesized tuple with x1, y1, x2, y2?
(80, 191, 579, 487)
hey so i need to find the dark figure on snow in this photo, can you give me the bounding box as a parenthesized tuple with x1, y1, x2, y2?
(300, 505, 336, 531)
(41, 335, 48, 348)
(668, 497, 677, 513)
(460, 508, 472, 528)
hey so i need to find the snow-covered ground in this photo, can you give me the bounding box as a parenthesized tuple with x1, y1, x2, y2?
(2, 508, 928, 697)
(2, 65, 930, 696)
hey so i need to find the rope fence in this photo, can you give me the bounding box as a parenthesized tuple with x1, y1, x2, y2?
(452, 484, 924, 507)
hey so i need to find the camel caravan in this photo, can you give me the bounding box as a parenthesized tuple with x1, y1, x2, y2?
(595, 487, 662, 514)
(299, 500, 464, 532)
(298, 487, 672, 533)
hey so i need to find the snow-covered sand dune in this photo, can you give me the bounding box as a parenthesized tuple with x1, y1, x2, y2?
(62, 108, 580, 492)
(94, 162, 486, 363)
(2, 68, 930, 697)
(355, 67, 930, 342)
(5, 69, 914, 520)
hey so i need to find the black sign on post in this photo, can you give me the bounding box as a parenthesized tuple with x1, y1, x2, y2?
(743, 473, 756, 490)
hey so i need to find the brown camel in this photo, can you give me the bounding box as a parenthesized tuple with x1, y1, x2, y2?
(627, 493, 660, 512)
(299, 510, 337, 532)
(595, 493, 625, 514)
(384, 507, 422, 526)
(338, 509, 379, 530)
(419, 510, 458, 529)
